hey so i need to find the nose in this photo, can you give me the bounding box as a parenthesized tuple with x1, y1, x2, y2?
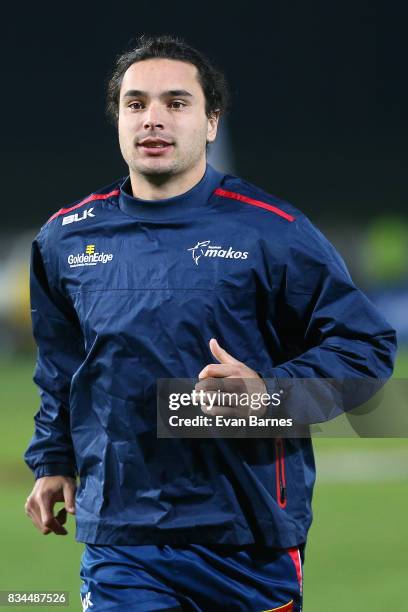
(143, 102, 164, 130)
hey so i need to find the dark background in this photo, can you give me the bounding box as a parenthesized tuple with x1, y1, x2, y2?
(1, 0, 406, 229)
(1, 7, 407, 609)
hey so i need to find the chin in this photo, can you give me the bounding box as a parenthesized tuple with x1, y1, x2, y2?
(134, 159, 180, 177)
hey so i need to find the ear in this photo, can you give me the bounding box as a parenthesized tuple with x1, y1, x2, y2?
(206, 110, 220, 143)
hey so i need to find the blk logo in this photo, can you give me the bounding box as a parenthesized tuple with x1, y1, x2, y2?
(62, 208, 95, 225)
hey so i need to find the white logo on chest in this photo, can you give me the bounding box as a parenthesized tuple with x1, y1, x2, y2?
(187, 240, 249, 266)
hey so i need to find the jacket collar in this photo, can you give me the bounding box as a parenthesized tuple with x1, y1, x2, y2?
(118, 164, 224, 221)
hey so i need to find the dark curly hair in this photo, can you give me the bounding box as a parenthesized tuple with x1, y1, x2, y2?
(106, 34, 230, 125)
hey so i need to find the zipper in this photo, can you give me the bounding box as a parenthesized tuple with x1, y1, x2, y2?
(275, 437, 287, 508)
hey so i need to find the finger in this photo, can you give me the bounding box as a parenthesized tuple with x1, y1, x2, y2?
(25, 499, 52, 535)
(29, 511, 52, 535)
(63, 481, 76, 514)
(200, 390, 241, 407)
(209, 338, 242, 366)
(38, 497, 68, 535)
(56, 507, 68, 526)
(195, 378, 228, 392)
(200, 404, 250, 418)
(45, 515, 68, 535)
(198, 392, 239, 409)
(198, 364, 235, 380)
(195, 377, 247, 394)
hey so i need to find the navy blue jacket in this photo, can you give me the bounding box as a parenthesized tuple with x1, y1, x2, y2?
(24, 164, 396, 547)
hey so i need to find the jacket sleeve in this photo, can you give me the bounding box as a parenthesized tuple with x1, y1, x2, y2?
(23, 237, 85, 479)
(260, 216, 398, 424)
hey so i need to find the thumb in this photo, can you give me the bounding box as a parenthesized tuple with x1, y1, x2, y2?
(63, 482, 76, 515)
(209, 338, 241, 365)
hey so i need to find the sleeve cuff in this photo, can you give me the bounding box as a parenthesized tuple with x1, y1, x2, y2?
(34, 463, 77, 480)
(256, 370, 287, 417)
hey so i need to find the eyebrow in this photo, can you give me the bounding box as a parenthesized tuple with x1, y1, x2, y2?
(122, 89, 194, 99)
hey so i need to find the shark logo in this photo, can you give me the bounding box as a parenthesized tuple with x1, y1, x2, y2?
(188, 240, 212, 265)
(187, 240, 249, 265)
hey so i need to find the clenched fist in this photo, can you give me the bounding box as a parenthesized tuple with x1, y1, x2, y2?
(24, 475, 76, 535)
(196, 338, 268, 418)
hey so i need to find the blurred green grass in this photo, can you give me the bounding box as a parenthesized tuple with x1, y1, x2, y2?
(0, 351, 407, 611)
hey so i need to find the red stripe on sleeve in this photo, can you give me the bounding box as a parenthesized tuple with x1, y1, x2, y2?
(47, 189, 120, 223)
(214, 188, 295, 222)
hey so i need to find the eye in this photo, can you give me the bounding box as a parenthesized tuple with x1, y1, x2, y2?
(169, 100, 186, 109)
(128, 101, 144, 110)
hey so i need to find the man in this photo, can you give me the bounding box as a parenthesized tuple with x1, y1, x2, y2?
(24, 35, 396, 612)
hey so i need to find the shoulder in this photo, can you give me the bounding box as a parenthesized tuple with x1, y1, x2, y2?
(215, 173, 343, 262)
(36, 177, 124, 243)
(214, 174, 300, 224)
(214, 172, 321, 244)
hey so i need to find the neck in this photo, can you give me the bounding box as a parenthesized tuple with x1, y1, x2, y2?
(129, 158, 207, 201)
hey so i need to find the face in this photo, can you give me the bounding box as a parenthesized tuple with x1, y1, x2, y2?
(118, 58, 219, 180)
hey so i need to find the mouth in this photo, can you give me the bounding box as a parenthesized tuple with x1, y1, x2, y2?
(137, 138, 174, 155)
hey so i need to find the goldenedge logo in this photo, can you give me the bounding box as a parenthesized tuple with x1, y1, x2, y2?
(187, 240, 249, 266)
(68, 244, 113, 268)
